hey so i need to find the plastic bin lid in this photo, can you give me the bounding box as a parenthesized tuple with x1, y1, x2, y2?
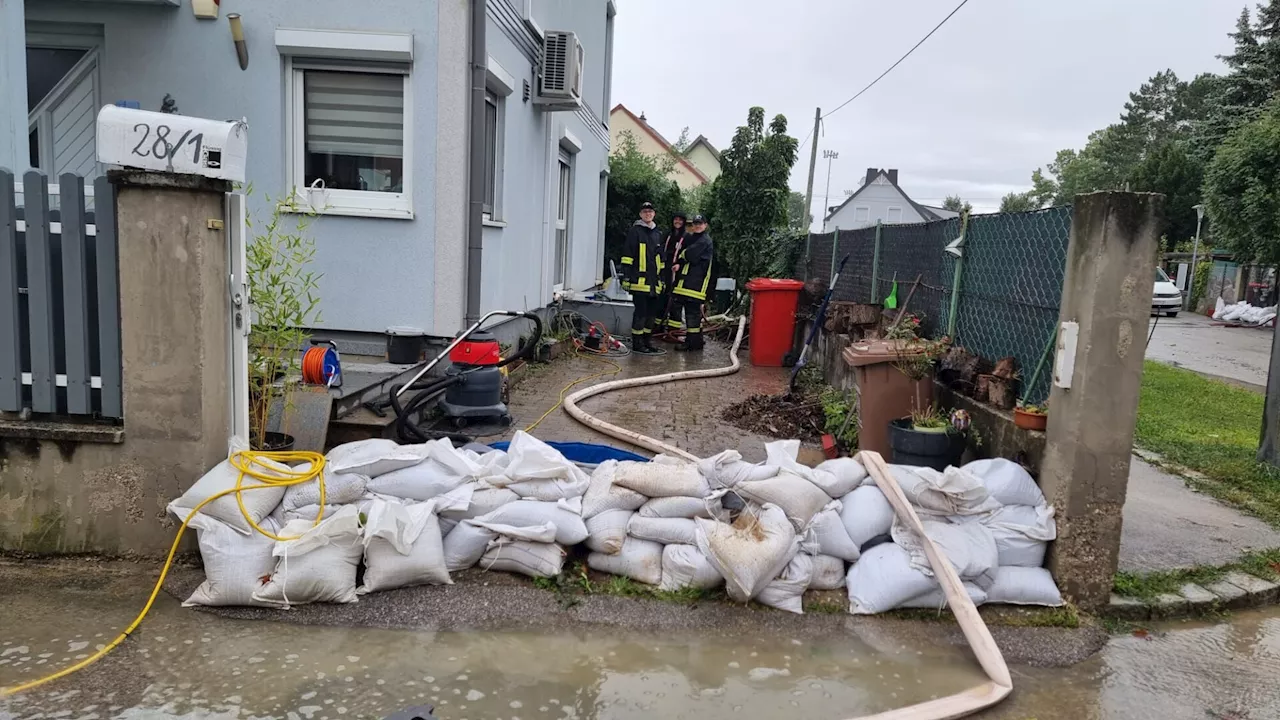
(745, 278, 805, 292)
(843, 339, 930, 367)
(386, 326, 427, 336)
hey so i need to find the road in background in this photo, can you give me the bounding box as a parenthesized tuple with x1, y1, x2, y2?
(1146, 312, 1272, 391)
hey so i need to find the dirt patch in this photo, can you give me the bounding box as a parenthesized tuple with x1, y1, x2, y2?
(721, 391, 827, 443)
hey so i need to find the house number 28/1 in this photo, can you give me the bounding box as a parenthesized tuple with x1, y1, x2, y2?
(130, 123, 204, 163)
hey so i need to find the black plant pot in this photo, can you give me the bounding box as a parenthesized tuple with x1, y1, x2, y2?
(887, 418, 964, 471)
(254, 431, 295, 452)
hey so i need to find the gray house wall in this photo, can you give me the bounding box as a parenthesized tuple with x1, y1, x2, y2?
(826, 178, 929, 231)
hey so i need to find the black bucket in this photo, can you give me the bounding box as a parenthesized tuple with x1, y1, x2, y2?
(887, 418, 964, 470)
(386, 326, 427, 364)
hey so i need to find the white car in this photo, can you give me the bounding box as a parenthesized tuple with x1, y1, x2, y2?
(1152, 267, 1183, 317)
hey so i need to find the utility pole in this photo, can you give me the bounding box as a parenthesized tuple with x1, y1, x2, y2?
(821, 149, 839, 232)
(1185, 204, 1205, 311)
(802, 107, 821, 260)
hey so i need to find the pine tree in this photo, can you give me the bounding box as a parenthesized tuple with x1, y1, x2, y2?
(1193, 7, 1272, 161)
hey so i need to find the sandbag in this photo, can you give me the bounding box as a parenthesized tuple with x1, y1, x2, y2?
(581, 460, 649, 519)
(891, 518, 999, 589)
(254, 506, 363, 607)
(845, 543, 939, 615)
(980, 504, 1056, 567)
(839, 485, 895, 548)
(763, 439, 845, 496)
(588, 537, 664, 585)
(281, 467, 367, 512)
(439, 485, 519, 522)
(756, 554, 813, 614)
(900, 582, 989, 609)
(502, 431, 587, 482)
(469, 519, 558, 543)
(814, 457, 870, 496)
(585, 509, 633, 555)
(734, 470, 831, 529)
(659, 544, 723, 591)
(985, 566, 1064, 606)
(613, 460, 710, 498)
(284, 503, 345, 524)
(806, 501, 861, 562)
(962, 458, 1045, 507)
(480, 540, 566, 578)
(888, 464, 999, 517)
(442, 521, 498, 571)
(169, 446, 293, 536)
(638, 495, 725, 520)
(808, 554, 846, 591)
(366, 459, 469, 501)
(180, 513, 278, 607)
(503, 476, 590, 502)
(697, 450, 777, 488)
(326, 439, 428, 477)
(695, 504, 798, 602)
(475, 498, 589, 545)
(627, 516, 698, 546)
(359, 498, 451, 593)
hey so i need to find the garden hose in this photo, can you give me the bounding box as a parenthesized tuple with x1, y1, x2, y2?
(0, 450, 328, 698)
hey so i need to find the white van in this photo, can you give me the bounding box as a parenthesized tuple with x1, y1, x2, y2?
(1152, 267, 1183, 317)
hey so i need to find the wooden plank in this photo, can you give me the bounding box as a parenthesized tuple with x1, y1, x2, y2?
(93, 176, 123, 419)
(0, 170, 21, 411)
(23, 171, 56, 413)
(59, 174, 92, 414)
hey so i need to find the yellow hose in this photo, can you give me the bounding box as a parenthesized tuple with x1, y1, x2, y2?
(0, 449, 327, 697)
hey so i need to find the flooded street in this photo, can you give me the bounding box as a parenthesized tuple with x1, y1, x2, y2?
(3, 562, 1280, 720)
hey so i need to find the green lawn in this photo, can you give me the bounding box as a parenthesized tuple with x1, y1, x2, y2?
(1136, 360, 1280, 526)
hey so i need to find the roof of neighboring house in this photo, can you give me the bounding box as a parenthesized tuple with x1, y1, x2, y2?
(687, 134, 721, 162)
(920, 204, 961, 220)
(824, 169, 940, 223)
(610, 104, 710, 184)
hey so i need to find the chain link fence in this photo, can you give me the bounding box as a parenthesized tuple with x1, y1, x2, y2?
(801, 206, 1072, 404)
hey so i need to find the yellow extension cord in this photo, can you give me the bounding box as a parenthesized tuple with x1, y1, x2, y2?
(522, 350, 621, 434)
(0, 449, 328, 698)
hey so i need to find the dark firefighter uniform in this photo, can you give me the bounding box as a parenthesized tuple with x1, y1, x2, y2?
(658, 212, 687, 330)
(621, 212, 665, 353)
(672, 214, 714, 351)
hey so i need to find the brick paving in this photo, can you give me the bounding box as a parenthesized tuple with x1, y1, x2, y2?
(500, 340, 790, 462)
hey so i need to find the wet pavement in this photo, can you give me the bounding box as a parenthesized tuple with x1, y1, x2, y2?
(3, 560, 1280, 720)
(1146, 312, 1271, 391)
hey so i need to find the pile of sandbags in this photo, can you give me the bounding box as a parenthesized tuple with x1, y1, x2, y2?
(1213, 298, 1277, 326)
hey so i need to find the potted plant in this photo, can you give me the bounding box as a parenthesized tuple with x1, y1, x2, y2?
(888, 404, 965, 470)
(1014, 401, 1049, 431)
(246, 191, 322, 451)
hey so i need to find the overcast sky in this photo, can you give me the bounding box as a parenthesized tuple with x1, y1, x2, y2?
(612, 0, 1241, 222)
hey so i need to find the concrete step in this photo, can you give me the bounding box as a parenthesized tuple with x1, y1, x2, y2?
(330, 358, 433, 420)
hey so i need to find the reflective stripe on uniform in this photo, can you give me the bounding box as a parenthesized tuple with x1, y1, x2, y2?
(638, 243, 648, 274)
(620, 257, 634, 265)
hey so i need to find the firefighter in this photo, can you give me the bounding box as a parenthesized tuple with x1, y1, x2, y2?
(621, 201, 665, 354)
(672, 213, 714, 351)
(657, 211, 688, 333)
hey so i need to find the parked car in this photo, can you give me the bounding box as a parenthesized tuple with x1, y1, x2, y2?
(1153, 267, 1183, 317)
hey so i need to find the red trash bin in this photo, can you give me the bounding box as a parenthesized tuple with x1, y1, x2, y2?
(745, 278, 805, 367)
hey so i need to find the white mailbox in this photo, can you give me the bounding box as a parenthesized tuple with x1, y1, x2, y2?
(96, 106, 248, 183)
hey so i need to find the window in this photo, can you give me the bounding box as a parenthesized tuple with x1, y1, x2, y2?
(555, 153, 573, 287)
(289, 63, 412, 218)
(603, 3, 616, 119)
(483, 90, 498, 215)
(887, 206, 903, 223)
(854, 206, 870, 225)
(484, 58, 515, 223)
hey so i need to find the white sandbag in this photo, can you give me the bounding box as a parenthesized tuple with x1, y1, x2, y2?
(697, 449, 777, 488)
(762, 439, 845, 496)
(1213, 297, 1227, 320)
(806, 501, 861, 562)
(468, 519, 558, 543)
(169, 445, 292, 535)
(439, 485, 520, 521)
(442, 521, 498, 571)
(585, 509, 633, 554)
(735, 470, 831, 529)
(756, 554, 813, 614)
(326, 438, 428, 477)
(587, 536, 664, 585)
(359, 498, 451, 593)
(900, 582, 989, 609)
(502, 431, 586, 481)
(695, 504, 799, 602)
(985, 566, 1064, 606)
(808, 554, 847, 591)
(503, 475, 590, 502)
(814, 456, 871, 496)
(480, 540, 565, 578)
(613, 460, 710, 498)
(889, 464, 999, 517)
(659, 544, 724, 591)
(439, 517, 458, 537)
(845, 543, 939, 615)
(253, 506, 363, 607)
(627, 516, 698, 546)
(581, 460, 649, 519)
(281, 468, 368, 512)
(366, 459, 469, 501)
(475, 498, 588, 545)
(839, 485, 895, 548)
(180, 513, 278, 607)
(981, 504, 1056, 567)
(962, 458, 1044, 507)
(638, 495, 725, 520)
(891, 518, 999, 589)
(283, 503, 344, 524)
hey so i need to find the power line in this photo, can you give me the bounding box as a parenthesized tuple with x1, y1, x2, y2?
(822, 0, 972, 120)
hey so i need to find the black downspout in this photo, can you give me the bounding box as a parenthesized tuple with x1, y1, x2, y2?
(465, 0, 487, 325)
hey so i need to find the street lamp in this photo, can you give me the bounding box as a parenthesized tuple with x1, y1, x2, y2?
(1186, 203, 1206, 310)
(821, 150, 839, 232)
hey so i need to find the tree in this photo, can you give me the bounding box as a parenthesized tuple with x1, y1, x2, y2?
(787, 190, 813, 231)
(1203, 102, 1280, 266)
(672, 126, 692, 155)
(942, 195, 973, 215)
(705, 107, 800, 286)
(1193, 7, 1274, 161)
(999, 192, 1039, 213)
(604, 130, 682, 275)
(1128, 139, 1205, 246)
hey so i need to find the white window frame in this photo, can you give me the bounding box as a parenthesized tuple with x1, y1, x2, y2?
(284, 56, 414, 219)
(887, 206, 903, 223)
(483, 57, 515, 224)
(483, 89, 500, 218)
(853, 206, 871, 225)
(554, 151, 574, 291)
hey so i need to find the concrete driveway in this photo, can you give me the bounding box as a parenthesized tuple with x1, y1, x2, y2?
(1146, 311, 1274, 390)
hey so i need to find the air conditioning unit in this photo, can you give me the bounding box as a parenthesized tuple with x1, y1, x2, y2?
(536, 30, 584, 111)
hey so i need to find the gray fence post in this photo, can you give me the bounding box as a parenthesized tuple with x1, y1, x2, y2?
(830, 228, 840, 276)
(946, 213, 970, 338)
(870, 221, 883, 302)
(23, 171, 56, 413)
(0, 169, 19, 411)
(60, 174, 93, 414)
(94, 176, 123, 419)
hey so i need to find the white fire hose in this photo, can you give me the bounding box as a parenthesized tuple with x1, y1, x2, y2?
(562, 315, 1012, 719)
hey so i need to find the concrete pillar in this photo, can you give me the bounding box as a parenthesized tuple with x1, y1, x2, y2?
(0, 0, 28, 172)
(1039, 192, 1163, 611)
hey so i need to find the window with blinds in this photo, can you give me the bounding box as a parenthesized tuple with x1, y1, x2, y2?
(302, 69, 405, 194)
